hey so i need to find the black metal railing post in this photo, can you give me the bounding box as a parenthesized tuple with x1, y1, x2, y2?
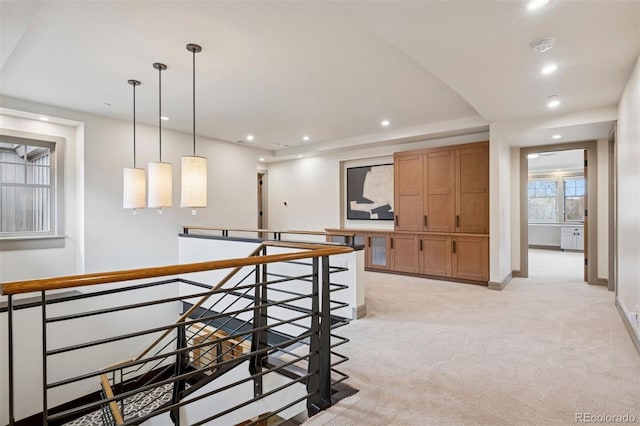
(249, 249, 268, 396)
(8, 294, 15, 426)
(319, 255, 332, 409)
(170, 323, 188, 425)
(42, 291, 48, 426)
(306, 257, 321, 415)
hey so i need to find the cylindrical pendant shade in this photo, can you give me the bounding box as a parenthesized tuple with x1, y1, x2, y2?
(148, 162, 173, 208)
(123, 168, 146, 209)
(180, 156, 208, 208)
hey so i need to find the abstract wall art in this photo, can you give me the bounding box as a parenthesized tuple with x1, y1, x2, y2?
(346, 164, 394, 220)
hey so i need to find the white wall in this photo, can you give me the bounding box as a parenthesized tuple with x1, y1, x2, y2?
(0, 113, 82, 283)
(488, 125, 512, 285)
(616, 54, 640, 336)
(0, 96, 268, 276)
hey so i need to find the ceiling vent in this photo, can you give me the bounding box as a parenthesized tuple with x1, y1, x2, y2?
(531, 37, 555, 53)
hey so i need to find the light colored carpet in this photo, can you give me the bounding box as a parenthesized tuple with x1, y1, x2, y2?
(305, 249, 640, 425)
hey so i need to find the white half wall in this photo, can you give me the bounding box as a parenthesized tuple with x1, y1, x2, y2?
(616, 54, 640, 336)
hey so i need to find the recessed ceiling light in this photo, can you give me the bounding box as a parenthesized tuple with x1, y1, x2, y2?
(527, 153, 539, 159)
(531, 37, 555, 53)
(303, 136, 310, 142)
(297, 155, 303, 158)
(526, 0, 549, 11)
(39, 116, 49, 121)
(259, 158, 265, 162)
(161, 116, 169, 121)
(381, 120, 390, 127)
(547, 95, 561, 109)
(552, 134, 562, 139)
(246, 134, 254, 142)
(541, 64, 558, 75)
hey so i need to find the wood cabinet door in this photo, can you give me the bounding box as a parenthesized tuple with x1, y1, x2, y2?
(365, 233, 389, 270)
(419, 235, 452, 277)
(394, 154, 423, 231)
(390, 234, 419, 273)
(424, 151, 455, 232)
(455, 146, 489, 234)
(452, 236, 489, 282)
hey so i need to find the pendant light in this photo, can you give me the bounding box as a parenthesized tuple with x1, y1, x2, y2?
(147, 62, 172, 214)
(180, 43, 207, 215)
(123, 79, 146, 214)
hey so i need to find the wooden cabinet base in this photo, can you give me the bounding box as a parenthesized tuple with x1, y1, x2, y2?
(364, 266, 489, 286)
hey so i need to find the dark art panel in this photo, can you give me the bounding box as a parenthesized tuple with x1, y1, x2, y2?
(346, 164, 394, 220)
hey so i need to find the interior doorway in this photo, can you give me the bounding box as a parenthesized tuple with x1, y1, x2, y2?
(520, 140, 598, 284)
(257, 172, 267, 236)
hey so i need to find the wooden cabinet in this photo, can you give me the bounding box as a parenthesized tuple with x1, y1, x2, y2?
(424, 150, 455, 232)
(332, 141, 489, 285)
(455, 146, 489, 234)
(419, 235, 452, 277)
(452, 236, 489, 282)
(366, 233, 390, 270)
(390, 234, 418, 273)
(394, 154, 423, 231)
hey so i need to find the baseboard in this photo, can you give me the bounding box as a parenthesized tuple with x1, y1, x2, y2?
(528, 244, 561, 250)
(512, 270, 522, 278)
(488, 272, 512, 291)
(616, 296, 640, 357)
(596, 278, 608, 286)
(352, 304, 367, 319)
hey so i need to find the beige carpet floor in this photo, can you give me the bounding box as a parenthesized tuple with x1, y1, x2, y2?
(305, 249, 640, 425)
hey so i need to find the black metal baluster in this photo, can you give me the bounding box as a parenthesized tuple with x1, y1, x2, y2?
(42, 291, 48, 426)
(8, 295, 15, 426)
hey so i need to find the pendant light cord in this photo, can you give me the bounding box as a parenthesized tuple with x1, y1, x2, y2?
(158, 66, 162, 162)
(133, 82, 137, 168)
(192, 48, 196, 156)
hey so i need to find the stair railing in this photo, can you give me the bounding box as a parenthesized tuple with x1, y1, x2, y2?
(1, 240, 353, 426)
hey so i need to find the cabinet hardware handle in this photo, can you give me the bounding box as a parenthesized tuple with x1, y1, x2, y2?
(424, 215, 428, 227)
(456, 215, 460, 228)
(368, 236, 371, 247)
(395, 215, 399, 226)
(419, 239, 423, 251)
(390, 238, 394, 249)
(452, 240, 456, 254)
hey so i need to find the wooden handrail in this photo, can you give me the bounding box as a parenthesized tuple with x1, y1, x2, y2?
(100, 374, 124, 425)
(0, 242, 352, 295)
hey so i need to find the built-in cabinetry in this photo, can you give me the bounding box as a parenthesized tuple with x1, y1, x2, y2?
(394, 143, 488, 234)
(328, 140, 490, 285)
(560, 226, 584, 251)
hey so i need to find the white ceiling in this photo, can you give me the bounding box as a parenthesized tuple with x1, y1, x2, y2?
(1, 1, 638, 155)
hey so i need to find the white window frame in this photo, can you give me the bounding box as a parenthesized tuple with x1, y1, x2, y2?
(527, 172, 585, 224)
(0, 129, 65, 250)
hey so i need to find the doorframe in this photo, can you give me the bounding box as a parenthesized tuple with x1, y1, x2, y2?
(519, 140, 598, 284)
(257, 170, 268, 232)
(608, 125, 617, 293)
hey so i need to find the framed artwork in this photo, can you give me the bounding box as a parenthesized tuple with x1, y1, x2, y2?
(346, 164, 394, 220)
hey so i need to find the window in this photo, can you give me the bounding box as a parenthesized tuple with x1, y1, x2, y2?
(564, 178, 585, 221)
(0, 140, 56, 237)
(527, 180, 557, 222)
(527, 175, 586, 224)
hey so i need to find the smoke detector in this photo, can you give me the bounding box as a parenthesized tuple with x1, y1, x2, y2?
(531, 37, 555, 53)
